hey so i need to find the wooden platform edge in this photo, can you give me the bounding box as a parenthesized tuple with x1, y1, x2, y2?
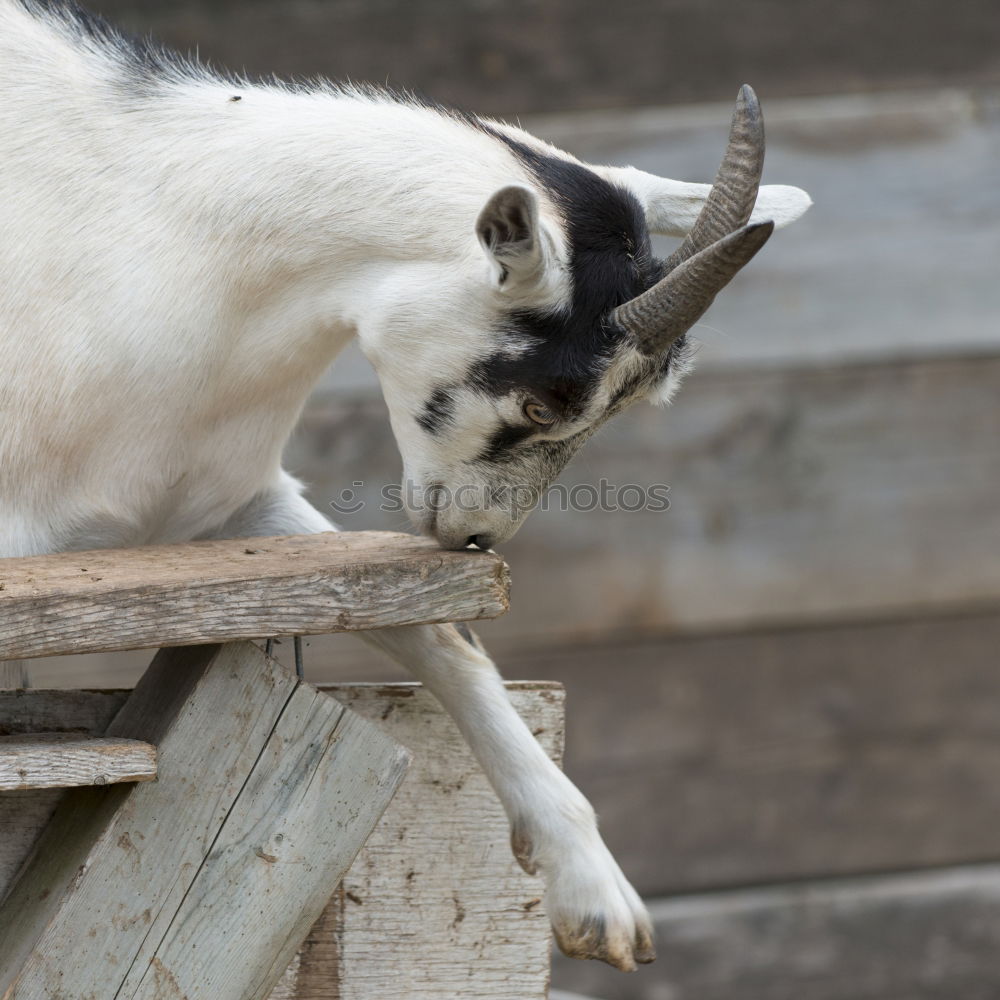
(0, 531, 510, 660)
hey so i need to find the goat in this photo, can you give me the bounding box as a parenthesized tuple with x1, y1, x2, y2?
(0, 0, 811, 972)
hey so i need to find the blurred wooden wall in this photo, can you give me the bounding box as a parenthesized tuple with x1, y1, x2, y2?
(88, 0, 999, 115)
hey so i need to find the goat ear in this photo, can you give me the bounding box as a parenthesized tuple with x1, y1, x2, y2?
(476, 185, 550, 289)
(595, 166, 812, 238)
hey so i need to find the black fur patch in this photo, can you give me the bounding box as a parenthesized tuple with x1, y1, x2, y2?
(416, 386, 457, 435)
(469, 125, 668, 424)
(478, 421, 537, 462)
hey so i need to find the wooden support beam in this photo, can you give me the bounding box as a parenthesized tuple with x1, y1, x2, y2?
(273, 682, 564, 1000)
(0, 681, 563, 999)
(0, 643, 409, 1000)
(0, 531, 509, 660)
(0, 734, 156, 791)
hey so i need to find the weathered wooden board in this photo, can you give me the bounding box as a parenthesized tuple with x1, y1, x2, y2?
(0, 680, 563, 999)
(126, 692, 409, 1000)
(517, 610, 1000, 897)
(0, 531, 509, 660)
(0, 734, 156, 791)
(553, 865, 1000, 1000)
(271, 682, 563, 1000)
(0, 689, 131, 902)
(0, 644, 409, 1000)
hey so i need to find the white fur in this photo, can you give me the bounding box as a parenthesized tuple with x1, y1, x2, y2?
(0, 0, 810, 970)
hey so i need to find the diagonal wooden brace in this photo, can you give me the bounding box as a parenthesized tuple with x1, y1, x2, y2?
(0, 641, 409, 1000)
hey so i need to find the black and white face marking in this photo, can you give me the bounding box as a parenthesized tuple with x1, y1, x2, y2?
(403, 136, 691, 549)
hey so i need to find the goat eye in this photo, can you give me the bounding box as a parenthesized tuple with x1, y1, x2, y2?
(523, 400, 556, 426)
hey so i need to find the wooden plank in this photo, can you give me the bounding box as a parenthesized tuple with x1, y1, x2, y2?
(0, 691, 131, 905)
(0, 531, 509, 660)
(271, 682, 563, 1000)
(552, 865, 1000, 1000)
(125, 690, 409, 1000)
(513, 611, 1000, 896)
(0, 734, 156, 791)
(0, 643, 409, 1000)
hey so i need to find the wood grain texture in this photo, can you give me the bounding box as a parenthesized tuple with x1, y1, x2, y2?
(0, 531, 510, 660)
(554, 865, 1000, 1000)
(0, 734, 156, 791)
(0, 643, 408, 1000)
(125, 689, 409, 1000)
(271, 682, 564, 1000)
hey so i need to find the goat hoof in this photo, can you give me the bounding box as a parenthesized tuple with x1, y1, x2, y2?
(552, 913, 655, 972)
(541, 840, 655, 972)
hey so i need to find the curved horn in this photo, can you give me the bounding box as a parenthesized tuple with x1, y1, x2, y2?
(664, 84, 766, 272)
(611, 85, 770, 355)
(612, 221, 774, 355)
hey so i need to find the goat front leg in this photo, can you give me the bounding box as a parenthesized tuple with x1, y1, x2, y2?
(362, 622, 655, 972)
(208, 478, 654, 971)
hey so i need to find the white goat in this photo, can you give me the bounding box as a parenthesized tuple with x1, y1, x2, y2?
(0, 0, 810, 972)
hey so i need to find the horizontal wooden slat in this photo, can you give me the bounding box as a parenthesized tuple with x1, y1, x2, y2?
(0, 734, 156, 791)
(0, 692, 132, 892)
(553, 865, 1000, 1000)
(0, 531, 509, 660)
